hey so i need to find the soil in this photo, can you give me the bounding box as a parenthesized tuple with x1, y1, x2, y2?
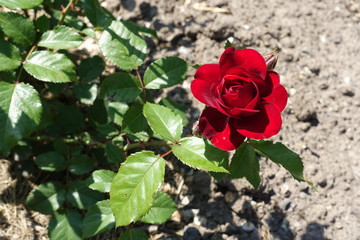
(1, 0, 360, 239)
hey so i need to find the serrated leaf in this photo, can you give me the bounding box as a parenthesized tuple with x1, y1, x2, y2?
(251, 140, 305, 182)
(68, 154, 96, 175)
(172, 137, 229, 173)
(23, 51, 76, 83)
(83, 0, 114, 27)
(35, 151, 66, 172)
(141, 192, 176, 224)
(66, 180, 104, 209)
(110, 151, 165, 226)
(78, 56, 105, 82)
(82, 200, 115, 238)
(0, 82, 42, 154)
(105, 142, 124, 164)
(0, 39, 22, 71)
(106, 101, 129, 126)
(160, 97, 188, 126)
(229, 142, 260, 188)
(88, 170, 116, 193)
(99, 20, 147, 70)
(144, 57, 188, 89)
(73, 83, 98, 105)
(0, 12, 35, 47)
(26, 181, 66, 214)
(122, 103, 147, 134)
(118, 229, 148, 240)
(48, 210, 82, 240)
(0, 0, 43, 9)
(143, 102, 182, 142)
(38, 25, 83, 49)
(99, 72, 141, 101)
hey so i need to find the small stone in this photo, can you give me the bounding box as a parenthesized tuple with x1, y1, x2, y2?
(280, 199, 291, 211)
(148, 225, 158, 233)
(289, 88, 297, 96)
(224, 191, 235, 203)
(184, 227, 202, 240)
(193, 215, 207, 226)
(181, 209, 195, 223)
(171, 210, 181, 222)
(241, 221, 256, 232)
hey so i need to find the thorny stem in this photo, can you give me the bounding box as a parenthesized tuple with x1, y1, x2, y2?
(135, 69, 147, 102)
(15, 44, 37, 85)
(160, 149, 173, 158)
(58, 0, 77, 25)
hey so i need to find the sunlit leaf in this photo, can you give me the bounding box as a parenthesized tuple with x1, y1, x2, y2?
(141, 192, 176, 224)
(48, 210, 82, 240)
(110, 151, 165, 226)
(88, 170, 116, 193)
(0, 12, 35, 46)
(66, 180, 104, 209)
(0, 0, 43, 9)
(38, 25, 83, 49)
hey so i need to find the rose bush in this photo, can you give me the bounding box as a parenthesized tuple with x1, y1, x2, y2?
(191, 47, 288, 151)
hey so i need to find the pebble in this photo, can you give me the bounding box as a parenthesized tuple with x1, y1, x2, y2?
(193, 215, 207, 226)
(148, 225, 158, 233)
(241, 222, 256, 232)
(184, 227, 202, 240)
(224, 191, 235, 203)
(181, 209, 195, 223)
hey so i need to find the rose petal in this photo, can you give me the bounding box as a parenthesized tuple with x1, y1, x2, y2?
(191, 64, 221, 107)
(199, 107, 245, 151)
(235, 102, 282, 139)
(263, 84, 288, 112)
(219, 47, 267, 79)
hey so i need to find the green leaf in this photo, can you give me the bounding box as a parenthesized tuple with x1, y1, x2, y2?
(52, 104, 85, 134)
(0, 39, 22, 71)
(35, 151, 66, 172)
(48, 210, 82, 240)
(110, 151, 165, 226)
(160, 97, 188, 126)
(141, 192, 176, 224)
(105, 142, 124, 164)
(52, 10, 84, 30)
(88, 170, 116, 193)
(99, 20, 147, 70)
(26, 181, 66, 214)
(83, 0, 114, 28)
(118, 229, 147, 240)
(144, 57, 188, 89)
(78, 56, 105, 82)
(0, 0, 43, 9)
(250, 140, 305, 182)
(66, 180, 104, 209)
(82, 200, 115, 238)
(0, 82, 42, 154)
(68, 154, 96, 175)
(143, 102, 183, 142)
(99, 73, 141, 101)
(122, 103, 147, 134)
(106, 101, 129, 127)
(0, 12, 35, 47)
(229, 142, 260, 188)
(124, 20, 158, 39)
(172, 137, 229, 173)
(73, 83, 98, 105)
(34, 15, 50, 33)
(23, 51, 76, 83)
(38, 25, 83, 50)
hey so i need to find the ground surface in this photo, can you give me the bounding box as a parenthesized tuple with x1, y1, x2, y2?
(1, 0, 360, 239)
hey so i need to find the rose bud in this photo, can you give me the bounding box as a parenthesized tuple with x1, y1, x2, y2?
(191, 47, 288, 151)
(263, 48, 279, 71)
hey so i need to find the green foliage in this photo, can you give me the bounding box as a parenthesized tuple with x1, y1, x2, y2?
(99, 20, 147, 70)
(119, 229, 148, 240)
(0, 82, 42, 154)
(0, 12, 35, 47)
(229, 142, 260, 188)
(82, 200, 115, 238)
(172, 137, 229, 173)
(48, 210, 82, 240)
(0, 0, 43, 9)
(66, 180, 104, 209)
(0, 39, 22, 71)
(100, 72, 141, 101)
(68, 154, 96, 175)
(110, 151, 165, 226)
(26, 181, 66, 214)
(250, 140, 306, 182)
(141, 192, 176, 224)
(35, 151, 67, 172)
(121, 103, 147, 134)
(143, 102, 183, 142)
(144, 57, 188, 89)
(38, 26, 83, 50)
(23, 51, 77, 83)
(88, 170, 116, 193)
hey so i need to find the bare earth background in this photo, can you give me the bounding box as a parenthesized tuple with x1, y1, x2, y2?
(1, 0, 360, 239)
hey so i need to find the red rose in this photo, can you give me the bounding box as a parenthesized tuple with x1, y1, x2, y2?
(191, 47, 288, 151)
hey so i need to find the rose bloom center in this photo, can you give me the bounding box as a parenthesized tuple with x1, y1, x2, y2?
(221, 76, 257, 109)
